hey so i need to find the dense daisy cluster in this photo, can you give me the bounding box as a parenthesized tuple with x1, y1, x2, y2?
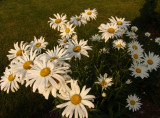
(128, 40, 160, 79)
(49, 8, 97, 38)
(0, 35, 94, 117)
(1, 8, 160, 118)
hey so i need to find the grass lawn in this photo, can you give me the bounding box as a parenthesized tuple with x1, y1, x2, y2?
(0, 0, 160, 118)
(0, 0, 146, 75)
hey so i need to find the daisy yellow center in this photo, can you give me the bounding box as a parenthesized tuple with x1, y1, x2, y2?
(147, 59, 153, 65)
(132, 45, 138, 50)
(132, 28, 136, 31)
(63, 40, 68, 43)
(130, 34, 134, 37)
(133, 54, 138, 59)
(107, 28, 115, 34)
(146, 34, 149, 36)
(76, 18, 81, 21)
(23, 61, 33, 70)
(8, 74, 15, 81)
(50, 57, 57, 62)
(70, 94, 82, 105)
(136, 68, 141, 73)
(55, 19, 61, 24)
(40, 68, 51, 77)
(36, 43, 41, 47)
(117, 21, 123, 25)
(121, 30, 124, 34)
(130, 100, 135, 105)
(94, 38, 98, 41)
(101, 80, 107, 86)
(65, 28, 70, 33)
(16, 50, 23, 56)
(73, 46, 81, 52)
(117, 44, 122, 47)
(87, 11, 92, 15)
(158, 40, 160, 42)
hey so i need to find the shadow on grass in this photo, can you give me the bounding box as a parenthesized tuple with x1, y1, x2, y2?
(132, 0, 160, 32)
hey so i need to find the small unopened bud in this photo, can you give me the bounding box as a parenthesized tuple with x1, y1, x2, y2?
(102, 92, 107, 97)
(126, 79, 132, 84)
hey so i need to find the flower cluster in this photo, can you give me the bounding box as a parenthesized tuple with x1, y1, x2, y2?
(0, 35, 94, 118)
(1, 8, 160, 118)
(128, 40, 160, 79)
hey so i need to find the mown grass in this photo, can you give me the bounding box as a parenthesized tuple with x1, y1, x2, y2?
(0, 0, 146, 75)
(0, 0, 160, 117)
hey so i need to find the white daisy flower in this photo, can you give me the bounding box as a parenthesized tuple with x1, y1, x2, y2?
(66, 39, 92, 59)
(131, 50, 144, 63)
(46, 46, 70, 63)
(39, 80, 70, 99)
(70, 15, 87, 27)
(30, 36, 48, 53)
(126, 31, 138, 39)
(7, 41, 30, 60)
(109, 16, 130, 30)
(60, 22, 76, 38)
(119, 28, 127, 36)
(34, 53, 46, 62)
(143, 52, 160, 72)
(98, 23, 120, 42)
(131, 26, 138, 32)
(62, 74, 72, 81)
(81, 8, 97, 21)
(155, 37, 160, 45)
(126, 94, 142, 112)
(127, 40, 144, 54)
(57, 38, 71, 47)
(129, 61, 149, 79)
(38, 83, 57, 99)
(113, 39, 126, 50)
(48, 13, 67, 31)
(72, 34, 78, 41)
(0, 67, 20, 93)
(26, 56, 69, 93)
(95, 73, 113, 90)
(145, 32, 151, 37)
(56, 80, 95, 118)
(99, 48, 109, 54)
(10, 49, 37, 84)
(125, 79, 132, 84)
(90, 34, 102, 42)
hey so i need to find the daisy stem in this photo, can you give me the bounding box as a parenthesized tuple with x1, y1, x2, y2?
(99, 98, 106, 109)
(116, 50, 119, 70)
(115, 71, 120, 88)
